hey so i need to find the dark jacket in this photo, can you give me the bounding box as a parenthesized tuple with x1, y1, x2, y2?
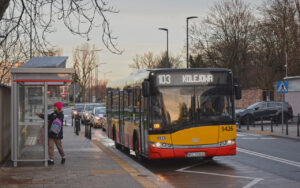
(39, 111, 64, 139)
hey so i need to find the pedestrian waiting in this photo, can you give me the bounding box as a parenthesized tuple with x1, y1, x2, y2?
(36, 102, 66, 165)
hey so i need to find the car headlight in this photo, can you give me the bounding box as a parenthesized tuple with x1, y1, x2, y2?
(95, 117, 100, 120)
(72, 110, 78, 115)
(219, 139, 236, 146)
(85, 112, 89, 116)
(149, 142, 173, 149)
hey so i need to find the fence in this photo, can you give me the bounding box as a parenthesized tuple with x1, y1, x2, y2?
(237, 114, 300, 138)
(0, 84, 11, 163)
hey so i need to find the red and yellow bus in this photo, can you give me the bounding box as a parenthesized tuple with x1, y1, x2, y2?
(106, 68, 241, 159)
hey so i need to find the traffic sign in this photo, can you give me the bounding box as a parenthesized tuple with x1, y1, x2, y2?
(276, 81, 288, 93)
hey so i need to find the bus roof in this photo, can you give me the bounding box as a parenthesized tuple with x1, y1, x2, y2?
(107, 68, 232, 89)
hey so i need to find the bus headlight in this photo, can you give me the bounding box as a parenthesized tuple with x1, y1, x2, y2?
(150, 142, 173, 149)
(219, 139, 236, 146)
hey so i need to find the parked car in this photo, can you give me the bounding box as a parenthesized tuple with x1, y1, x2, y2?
(236, 101, 293, 125)
(91, 107, 106, 128)
(72, 103, 84, 119)
(81, 103, 105, 123)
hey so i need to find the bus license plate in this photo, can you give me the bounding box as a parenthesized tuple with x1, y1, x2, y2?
(187, 152, 205, 157)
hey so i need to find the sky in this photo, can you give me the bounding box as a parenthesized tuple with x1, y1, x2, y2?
(48, 0, 262, 82)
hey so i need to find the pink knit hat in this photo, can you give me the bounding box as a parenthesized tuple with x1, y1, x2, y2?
(54, 102, 63, 110)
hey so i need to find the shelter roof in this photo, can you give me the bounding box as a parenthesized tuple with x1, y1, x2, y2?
(21, 56, 68, 68)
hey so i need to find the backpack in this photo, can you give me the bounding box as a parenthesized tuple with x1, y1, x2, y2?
(50, 118, 62, 135)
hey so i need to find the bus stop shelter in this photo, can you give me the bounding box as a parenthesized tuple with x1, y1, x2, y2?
(10, 56, 74, 167)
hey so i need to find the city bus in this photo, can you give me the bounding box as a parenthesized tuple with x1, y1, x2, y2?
(106, 68, 241, 159)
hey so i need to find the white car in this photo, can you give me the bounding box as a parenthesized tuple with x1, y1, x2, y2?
(91, 107, 106, 128)
(81, 103, 104, 123)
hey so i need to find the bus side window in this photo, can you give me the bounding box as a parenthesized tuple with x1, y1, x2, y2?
(123, 90, 129, 121)
(128, 88, 133, 120)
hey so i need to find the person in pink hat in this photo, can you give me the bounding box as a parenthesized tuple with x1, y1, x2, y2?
(36, 102, 65, 165)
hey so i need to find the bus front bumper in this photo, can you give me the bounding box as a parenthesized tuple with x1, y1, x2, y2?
(148, 144, 236, 159)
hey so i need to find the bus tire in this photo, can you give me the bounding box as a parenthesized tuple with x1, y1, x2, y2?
(112, 126, 116, 141)
(115, 142, 122, 150)
(122, 146, 130, 155)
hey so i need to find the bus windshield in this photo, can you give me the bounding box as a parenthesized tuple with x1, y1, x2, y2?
(151, 86, 234, 130)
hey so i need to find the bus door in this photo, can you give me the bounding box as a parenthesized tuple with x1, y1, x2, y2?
(123, 89, 131, 147)
(119, 91, 125, 145)
(141, 95, 149, 155)
(133, 87, 141, 149)
(107, 91, 112, 138)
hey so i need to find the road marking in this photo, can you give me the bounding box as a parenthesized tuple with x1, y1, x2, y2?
(260, 137, 276, 140)
(176, 163, 263, 188)
(239, 138, 257, 140)
(238, 148, 300, 168)
(238, 137, 276, 140)
(238, 133, 261, 137)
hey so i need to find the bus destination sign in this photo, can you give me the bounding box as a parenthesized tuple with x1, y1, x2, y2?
(156, 72, 228, 86)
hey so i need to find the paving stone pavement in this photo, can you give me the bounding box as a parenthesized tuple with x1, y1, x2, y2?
(0, 125, 159, 188)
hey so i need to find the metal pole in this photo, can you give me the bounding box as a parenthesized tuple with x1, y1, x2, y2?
(89, 70, 92, 103)
(247, 117, 249, 131)
(186, 18, 189, 68)
(30, 3, 33, 58)
(261, 117, 263, 131)
(167, 30, 169, 64)
(158, 28, 169, 65)
(271, 118, 273, 132)
(286, 119, 288, 135)
(73, 84, 75, 104)
(297, 114, 299, 137)
(186, 16, 198, 68)
(285, 51, 288, 78)
(282, 93, 284, 133)
(95, 65, 98, 101)
(44, 82, 48, 167)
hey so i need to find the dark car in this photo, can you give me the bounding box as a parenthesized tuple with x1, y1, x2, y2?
(236, 101, 293, 125)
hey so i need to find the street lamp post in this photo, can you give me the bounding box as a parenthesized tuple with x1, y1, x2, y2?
(186, 16, 198, 68)
(158, 28, 169, 64)
(94, 63, 106, 101)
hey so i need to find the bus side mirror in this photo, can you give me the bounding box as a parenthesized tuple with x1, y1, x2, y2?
(142, 81, 150, 97)
(234, 85, 242, 100)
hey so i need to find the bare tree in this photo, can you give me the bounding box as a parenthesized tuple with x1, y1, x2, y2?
(73, 43, 98, 102)
(0, 0, 121, 55)
(258, 0, 300, 80)
(130, 51, 182, 69)
(190, 0, 256, 88)
(130, 52, 158, 69)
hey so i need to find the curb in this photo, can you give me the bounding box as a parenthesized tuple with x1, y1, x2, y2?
(237, 129, 300, 141)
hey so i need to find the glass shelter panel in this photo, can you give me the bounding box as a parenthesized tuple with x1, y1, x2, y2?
(17, 84, 45, 160)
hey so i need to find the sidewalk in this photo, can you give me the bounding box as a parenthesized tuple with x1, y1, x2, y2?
(0, 125, 171, 188)
(237, 120, 300, 140)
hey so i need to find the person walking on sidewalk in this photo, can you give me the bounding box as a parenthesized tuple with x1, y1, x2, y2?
(36, 102, 66, 165)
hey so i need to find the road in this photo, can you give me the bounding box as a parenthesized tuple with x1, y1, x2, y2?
(63, 107, 300, 188)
